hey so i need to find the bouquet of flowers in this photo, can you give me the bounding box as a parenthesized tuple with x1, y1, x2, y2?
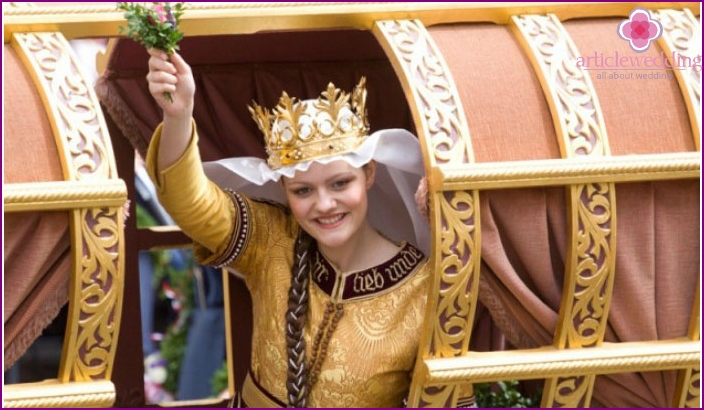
(117, 2, 185, 101)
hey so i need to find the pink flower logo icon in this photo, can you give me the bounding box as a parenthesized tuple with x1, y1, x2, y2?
(618, 8, 663, 53)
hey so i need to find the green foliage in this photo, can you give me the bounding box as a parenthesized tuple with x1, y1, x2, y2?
(135, 202, 158, 229)
(116, 2, 185, 54)
(159, 316, 189, 394)
(474, 380, 542, 408)
(210, 361, 229, 397)
(154, 256, 193, 393)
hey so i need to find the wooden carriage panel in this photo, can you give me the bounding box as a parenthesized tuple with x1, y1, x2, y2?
(429, 23, 562, 163)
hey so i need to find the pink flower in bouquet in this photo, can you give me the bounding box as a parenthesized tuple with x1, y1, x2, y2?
(153, 4, 167, 22)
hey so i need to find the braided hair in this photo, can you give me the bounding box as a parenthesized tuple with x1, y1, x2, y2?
(285, 230, 314, 407)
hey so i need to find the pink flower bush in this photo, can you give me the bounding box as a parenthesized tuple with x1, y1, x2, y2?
(618, 8, 662, 52)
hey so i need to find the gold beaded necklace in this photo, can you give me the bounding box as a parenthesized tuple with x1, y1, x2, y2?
(307, 301, 345, 389)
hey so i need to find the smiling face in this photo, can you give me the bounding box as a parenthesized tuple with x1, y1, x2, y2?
(283, 160, 375, 251)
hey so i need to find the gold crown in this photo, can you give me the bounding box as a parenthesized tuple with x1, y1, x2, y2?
(249, 77, 370, 169)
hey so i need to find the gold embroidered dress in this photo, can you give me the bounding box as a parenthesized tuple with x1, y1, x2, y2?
(146, 123, 430, 407)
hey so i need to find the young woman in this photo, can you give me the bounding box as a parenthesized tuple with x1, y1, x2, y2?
(145, 48, 430, 407)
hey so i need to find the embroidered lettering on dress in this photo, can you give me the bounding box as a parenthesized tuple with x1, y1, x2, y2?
(319, 243, 425, 300)
(313, 257, 328, 282)
(353, 268, 386, 293)
(385, 246, 422, 281)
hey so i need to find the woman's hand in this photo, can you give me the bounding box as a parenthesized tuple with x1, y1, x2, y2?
(146, 48, 196, 171)
(146, 48, 195, 120)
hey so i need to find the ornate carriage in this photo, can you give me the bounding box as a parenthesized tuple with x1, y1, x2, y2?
(3, 2, 700, 407)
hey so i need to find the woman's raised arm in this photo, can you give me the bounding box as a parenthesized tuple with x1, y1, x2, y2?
(146, 48, 195, 171)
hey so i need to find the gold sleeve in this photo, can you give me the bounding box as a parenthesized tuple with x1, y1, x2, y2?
(226, 195, 299, 276)
(145, 121, 235, 256)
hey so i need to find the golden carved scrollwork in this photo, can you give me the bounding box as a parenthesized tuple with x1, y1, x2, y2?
(674, 367, 702, 408)
(511, 14, 609, 158)
(12, 32, 116, 180)
(373, 19, 473, 166)
(373, 19, 478, 408)
(562, 182, 614, 349)
(418, 383, 455, 408)
(432, 190, 479, 357)
(10, 29, 124, 388)
(415, 190, 479, 408)
(683, 369, 701, 408)
(60, 206, 124, 381)
(552, 377, 590, 407)
(673, 280, 701, 407)
(545, 179, 615, 407)
(644, 30, 701, 394)
(411, 188, 479, 408)
(512, 13, 616, 408)
(410, 190, 480, 408)
(650, 8, 702, 151)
